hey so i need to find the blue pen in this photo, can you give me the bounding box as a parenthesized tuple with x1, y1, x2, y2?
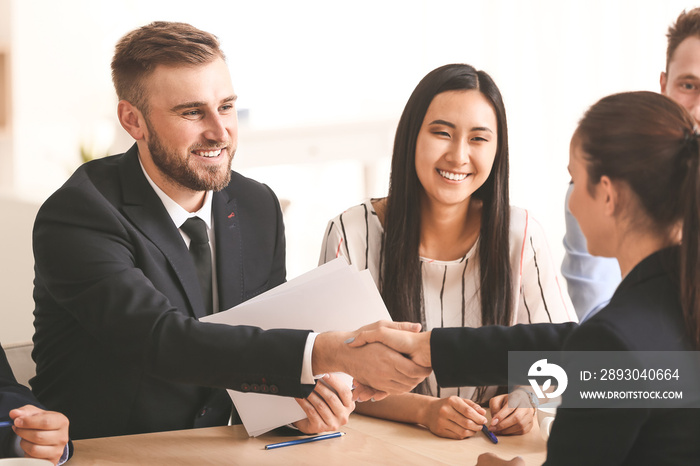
(265, 431, 345, 450)
(482, 425, 498, 444)
(0, 421, 13, 429)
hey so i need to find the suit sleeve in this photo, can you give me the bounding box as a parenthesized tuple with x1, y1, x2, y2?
(0, 348, 39, 456)
(0, 348, 74, 461)
(32, 183, 312, 397)
(543, 321, 648, 465)
(431, 322, 577, 387)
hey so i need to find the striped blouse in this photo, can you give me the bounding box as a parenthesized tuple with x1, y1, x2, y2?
(319, 199, 577, 402)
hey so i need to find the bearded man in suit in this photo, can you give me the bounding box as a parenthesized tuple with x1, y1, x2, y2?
(30, 21, 428, 440)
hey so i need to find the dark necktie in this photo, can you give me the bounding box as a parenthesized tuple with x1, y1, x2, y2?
(181, 217, 213, 315)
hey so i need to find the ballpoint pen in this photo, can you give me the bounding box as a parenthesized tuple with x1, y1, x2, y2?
(482, 425, 498, 444)
(265, 431, 345, 450)
(0, 420, 13, 429)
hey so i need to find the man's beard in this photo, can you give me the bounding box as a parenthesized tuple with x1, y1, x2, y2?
(146, 123, 234, 193)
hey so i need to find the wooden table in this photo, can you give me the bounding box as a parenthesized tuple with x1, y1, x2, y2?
(69, 413, 547, 465)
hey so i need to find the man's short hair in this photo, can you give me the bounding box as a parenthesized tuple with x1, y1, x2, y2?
(666, 8, 700, 72)
(111, 21, 225, 113)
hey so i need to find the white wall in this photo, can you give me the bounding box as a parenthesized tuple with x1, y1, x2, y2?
(1, 0, 698, 342)
(0, 0, 12, 191)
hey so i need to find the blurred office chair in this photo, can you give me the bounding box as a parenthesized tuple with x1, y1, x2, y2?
(3, 341, 35, 387)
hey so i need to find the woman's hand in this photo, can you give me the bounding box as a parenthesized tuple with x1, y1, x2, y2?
(422, 396, 487, 439)
(488, 391, 535, 436)
(293, 374, 355, 434)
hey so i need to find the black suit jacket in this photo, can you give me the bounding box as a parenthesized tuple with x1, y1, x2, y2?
(431, 247, 700, 465)
(31, 145, 314, 440)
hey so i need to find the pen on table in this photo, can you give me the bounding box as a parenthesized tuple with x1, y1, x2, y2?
(482, 425, 498, 444)
(0, 420, 13, 429)
(265, 431, 345, 450)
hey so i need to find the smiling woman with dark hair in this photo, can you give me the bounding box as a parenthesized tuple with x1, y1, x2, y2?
(320, 64, 576, 440)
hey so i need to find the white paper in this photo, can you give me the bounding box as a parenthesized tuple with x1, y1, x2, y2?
(201, 258, 391, 436)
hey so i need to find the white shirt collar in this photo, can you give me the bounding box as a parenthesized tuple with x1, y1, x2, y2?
(138, 156, 213, 230)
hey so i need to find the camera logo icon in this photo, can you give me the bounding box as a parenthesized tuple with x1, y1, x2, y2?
(528, 359, 568, 399)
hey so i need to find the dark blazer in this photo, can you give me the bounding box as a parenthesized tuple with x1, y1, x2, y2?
(31, 145, 314, 440)
(431, 247, 700, 465)
(431, 322, 576, 388)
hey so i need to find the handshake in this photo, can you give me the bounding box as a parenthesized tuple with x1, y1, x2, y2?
(312, 321, 433, 401)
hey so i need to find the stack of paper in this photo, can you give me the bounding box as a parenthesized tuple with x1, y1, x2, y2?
(201, 257, 392, 436)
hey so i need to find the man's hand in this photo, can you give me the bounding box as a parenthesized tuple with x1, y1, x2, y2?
(348, 323, 432, 368)
(10, 404, 69, 465)
(293, 374, 355, 434)
(313, 321, 430, 398)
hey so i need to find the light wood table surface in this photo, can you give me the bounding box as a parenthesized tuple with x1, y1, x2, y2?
(69, 413, 547, 465)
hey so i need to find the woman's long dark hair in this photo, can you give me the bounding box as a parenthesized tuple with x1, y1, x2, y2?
(576, 91, 700, 348)
(380, 64, 512, 330)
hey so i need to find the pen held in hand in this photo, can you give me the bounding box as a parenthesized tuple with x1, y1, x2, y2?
(482, 425, 498, 444)
(0, 420, 13, 429)
(265, 431, 345, 450)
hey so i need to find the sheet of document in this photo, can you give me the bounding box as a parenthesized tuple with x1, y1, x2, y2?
(201, 258, 391, 436)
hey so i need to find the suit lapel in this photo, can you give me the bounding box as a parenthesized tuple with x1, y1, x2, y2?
(118, 145, 207, 319)
(213, 187, 244, 311)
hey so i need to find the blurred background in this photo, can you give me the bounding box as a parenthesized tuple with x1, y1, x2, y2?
(0, 0, 695, 343)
